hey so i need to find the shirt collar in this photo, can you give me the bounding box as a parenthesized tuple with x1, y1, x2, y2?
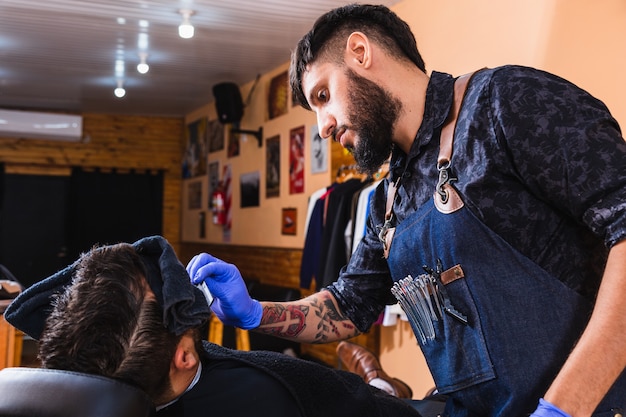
(156, 361, 203, 411)
(389, 71, 455, 183)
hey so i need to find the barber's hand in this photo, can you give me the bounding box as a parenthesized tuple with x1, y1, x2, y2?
(529, 399, 571, 417)
(187, 253, 262, 330)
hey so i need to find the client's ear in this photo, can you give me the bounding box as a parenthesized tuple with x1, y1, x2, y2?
(172, 331, 199, 371)
(167, 331, 200, 401)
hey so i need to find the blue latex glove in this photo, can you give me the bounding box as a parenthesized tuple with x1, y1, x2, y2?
(529, 399, 571, 417)
(187, 253, 262, 330)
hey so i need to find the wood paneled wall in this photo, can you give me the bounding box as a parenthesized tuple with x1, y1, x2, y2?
(178, 243, 303, 289)
(0, 113, 184, 249)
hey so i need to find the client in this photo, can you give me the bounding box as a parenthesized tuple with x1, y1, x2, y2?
(4, 236, 425, 417)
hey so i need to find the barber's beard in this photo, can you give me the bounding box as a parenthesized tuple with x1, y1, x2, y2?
(345, 69, 400, 176)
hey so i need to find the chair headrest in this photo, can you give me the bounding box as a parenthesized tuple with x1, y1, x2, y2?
(0, 367, 155, 417)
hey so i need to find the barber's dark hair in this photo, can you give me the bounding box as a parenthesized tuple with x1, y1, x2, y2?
(290, 3, 426, 110)
(38, 243, 181, 403)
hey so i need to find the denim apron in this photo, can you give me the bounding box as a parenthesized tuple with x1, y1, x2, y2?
(384, 75, 626, 417)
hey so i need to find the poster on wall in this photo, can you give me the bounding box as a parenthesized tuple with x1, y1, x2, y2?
(281, 207, 297, 235)
(228, 131, 240, 158)
(222, 164, 232, 242)
(310, 125, 327, 174)
(289, 125, 305, 194)
(268, 71, 289, 120)
(240, 171, 260, 208)
(266, 135, 280, 198)
(182, 117, 208, 178)
(208, 161, 220, 203)
(207, 119, 224, 153)
(187, 179, 202, 209)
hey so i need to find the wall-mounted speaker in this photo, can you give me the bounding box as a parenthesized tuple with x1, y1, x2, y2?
(213, 82, 244, 124)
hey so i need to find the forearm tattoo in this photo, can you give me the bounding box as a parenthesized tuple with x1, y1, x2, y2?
(260, 304, 309, 338)
(259, 295, 357, 342)
(311, 296, 357, 342)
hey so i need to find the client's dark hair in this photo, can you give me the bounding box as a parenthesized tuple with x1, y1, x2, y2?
(38, 243, 179, 403)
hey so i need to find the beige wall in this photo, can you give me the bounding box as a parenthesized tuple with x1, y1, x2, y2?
(380, 0, 626, 397)
(182, 63, 328, 247)
(395, 0, 626, 125)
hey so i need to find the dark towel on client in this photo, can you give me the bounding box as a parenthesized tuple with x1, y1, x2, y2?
(4, 235, 212, 339)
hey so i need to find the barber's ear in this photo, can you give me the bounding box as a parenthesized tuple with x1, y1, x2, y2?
(346, 32, 371, 69)
(172, 333, 199, 371)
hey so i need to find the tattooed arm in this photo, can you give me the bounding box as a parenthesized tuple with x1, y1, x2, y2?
(186, 253, 360, 340)
(257, 290, 360, 343)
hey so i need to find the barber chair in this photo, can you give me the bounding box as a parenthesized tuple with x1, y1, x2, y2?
(0, 367, 155, 417)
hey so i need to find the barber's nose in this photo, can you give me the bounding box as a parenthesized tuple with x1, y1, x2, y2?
(317, 111, 336, 140)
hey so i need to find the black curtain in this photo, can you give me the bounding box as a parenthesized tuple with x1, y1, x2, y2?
(67, 168, 163, 260)
(0, 172, 70, 288)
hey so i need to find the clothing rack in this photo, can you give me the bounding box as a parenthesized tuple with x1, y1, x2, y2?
(335, 164, 360, 182)
(336, 160, 390, 182)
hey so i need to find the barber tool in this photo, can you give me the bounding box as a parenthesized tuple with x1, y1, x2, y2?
(391, 273, 439, 344)
(392, 260, 467, 344)
(196, 281, 214, 306)
(423, 260, 468, 325)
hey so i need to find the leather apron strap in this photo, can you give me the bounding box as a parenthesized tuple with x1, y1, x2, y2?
(381, 70, 481, 258)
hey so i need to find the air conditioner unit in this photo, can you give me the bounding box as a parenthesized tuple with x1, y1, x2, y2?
(0, 109, 83, 142)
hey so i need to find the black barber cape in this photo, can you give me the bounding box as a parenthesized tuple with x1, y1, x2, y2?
(158, 341, 421, 417)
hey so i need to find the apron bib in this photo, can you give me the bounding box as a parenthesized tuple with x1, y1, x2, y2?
(387, 196, 626, 416)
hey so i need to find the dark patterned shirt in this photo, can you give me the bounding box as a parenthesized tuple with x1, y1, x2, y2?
(328, 66, 626, 332)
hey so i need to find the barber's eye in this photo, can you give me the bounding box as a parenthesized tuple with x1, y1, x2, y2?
(317, 89, 328, 102)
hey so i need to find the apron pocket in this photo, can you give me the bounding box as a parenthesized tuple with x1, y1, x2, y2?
(420, 275, 495, 394)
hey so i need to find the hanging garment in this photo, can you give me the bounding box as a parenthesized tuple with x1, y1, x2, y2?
(351, 180, 382, 256)
(317, 178, 371, 289)
(299, 191, 329, 289)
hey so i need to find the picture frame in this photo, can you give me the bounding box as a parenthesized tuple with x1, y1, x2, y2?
(289, 125, 305, 194)
(187, 179, 202, 210)
(266, 135, 280, 198)
(240, 171, 260, 208)
(207, 118, 225, 153)
(310, 124, 327, 174)
(182, 117, 208, 178)
(268, 71, 289, 120)
(281, 207, 297, 235)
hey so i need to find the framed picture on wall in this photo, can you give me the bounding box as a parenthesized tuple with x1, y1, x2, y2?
(222, 164, 232, 242)
(208, 160, 220, 203)
(281, 207, 297, 235)
(268, 71, 288, 120)
(266, 135, 280, 198)
(289, 125, 305, 194)
(310, 124, 327, 174)
(207, 119, 224, 153)
(182, 117, 208, 178)
(228, 130, 240, 158)
(240, 171, 260, 208)
(187, 179, 202, 210)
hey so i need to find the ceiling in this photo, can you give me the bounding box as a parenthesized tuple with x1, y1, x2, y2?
(0, 0, 400, 118)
